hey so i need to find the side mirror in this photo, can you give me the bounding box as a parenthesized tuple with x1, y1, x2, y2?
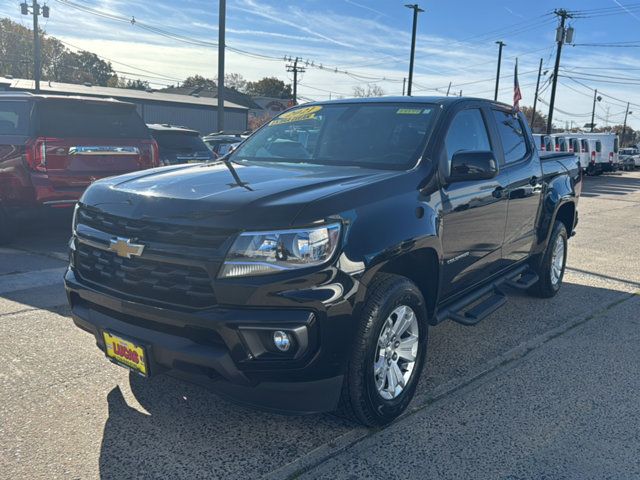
(448, 151, 498, 183)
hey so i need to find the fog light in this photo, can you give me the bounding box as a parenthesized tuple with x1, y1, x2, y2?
(273, 330, 291, 352)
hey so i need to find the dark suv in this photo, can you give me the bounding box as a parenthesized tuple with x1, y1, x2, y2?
(147, 124, 213, 166)
(0, 93, 159, 243)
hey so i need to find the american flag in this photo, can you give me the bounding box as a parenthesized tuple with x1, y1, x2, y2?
(513, 58, 522, 111)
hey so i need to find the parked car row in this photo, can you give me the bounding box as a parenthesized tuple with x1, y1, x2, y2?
(532, 132, 622, 175)
(0, 92, 253, 243)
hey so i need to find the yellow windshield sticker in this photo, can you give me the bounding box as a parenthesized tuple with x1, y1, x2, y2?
(270, 106, 323, 125)
(397, 108, 424, 114)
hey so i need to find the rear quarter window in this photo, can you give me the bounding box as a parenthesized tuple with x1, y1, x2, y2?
(36, 101, 150, 139)
(491, 110, 528, 163)
(153, 131, 208, 151)
(0, 100, 30, 135)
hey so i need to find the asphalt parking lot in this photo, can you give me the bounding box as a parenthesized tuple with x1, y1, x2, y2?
(1, 172, 639, 480)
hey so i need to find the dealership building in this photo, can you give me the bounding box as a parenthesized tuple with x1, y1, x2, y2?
(0, 76, 248, 134)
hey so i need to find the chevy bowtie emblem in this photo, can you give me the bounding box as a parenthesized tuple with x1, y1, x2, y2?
(108, 237, 145, 259)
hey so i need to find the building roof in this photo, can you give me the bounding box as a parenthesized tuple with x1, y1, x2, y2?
(159, 85, 262, 110)
(0, 77, 248, 110)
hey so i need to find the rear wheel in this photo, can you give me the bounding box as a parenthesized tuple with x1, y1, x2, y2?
(528, 221, 568, 298)
(336, 273, 428, 427)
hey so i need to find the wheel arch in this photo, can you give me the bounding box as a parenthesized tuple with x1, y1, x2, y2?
(369, 247, 440, 323)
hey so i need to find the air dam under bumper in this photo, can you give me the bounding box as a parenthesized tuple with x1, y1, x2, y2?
(64, 269, 344, 414)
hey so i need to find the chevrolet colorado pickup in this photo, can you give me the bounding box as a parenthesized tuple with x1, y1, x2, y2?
(65, 97, 581, 426)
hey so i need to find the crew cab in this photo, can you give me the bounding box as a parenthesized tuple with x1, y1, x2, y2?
(0, 93, 159, 243)
(65, 97, 581, 426)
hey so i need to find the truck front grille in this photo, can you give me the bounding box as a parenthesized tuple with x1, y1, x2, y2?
(77, 207, 234, 249)
(75, 243, 216, 309)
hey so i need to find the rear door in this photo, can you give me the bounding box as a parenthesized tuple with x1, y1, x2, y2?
(490, 108, 543, 265)
(34, 100, 157, 189)
(439, 104, 509, 297)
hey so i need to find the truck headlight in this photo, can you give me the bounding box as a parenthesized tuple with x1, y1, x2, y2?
(219, 223, 341, 278)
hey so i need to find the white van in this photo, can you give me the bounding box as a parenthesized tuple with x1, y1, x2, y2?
(532, 134, 552, 152)
(579, 133, 619, 173)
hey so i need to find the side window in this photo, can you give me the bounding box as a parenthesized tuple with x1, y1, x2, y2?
(0, 101, 29, 135)
(596, 141, 602, 153)
(492, 110, 528, 163)
(444, 109, 491, 163)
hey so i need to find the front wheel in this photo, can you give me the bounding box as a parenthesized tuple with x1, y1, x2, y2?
(336, 273, 428, 427)
(528, 221, 568, 298)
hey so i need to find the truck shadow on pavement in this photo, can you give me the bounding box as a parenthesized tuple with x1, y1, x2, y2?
(96, 277, 638, 480)
(582, 173, 640, 198)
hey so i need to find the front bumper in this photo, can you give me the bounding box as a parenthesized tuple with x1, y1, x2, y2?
(65, 269, 345, 414)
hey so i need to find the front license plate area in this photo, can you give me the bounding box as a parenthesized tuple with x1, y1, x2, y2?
(102, 331, 149, 376)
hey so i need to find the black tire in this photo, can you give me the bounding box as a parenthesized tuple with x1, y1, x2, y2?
(336, 273, 428, 427)
(0, 207, 14, 245)
(528, 221, 568, 298)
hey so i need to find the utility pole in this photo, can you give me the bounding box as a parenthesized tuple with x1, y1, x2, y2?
(402, 77, 406, 96)
(622, 102, 631, 147)
(446, 81, 451, 96)
(546, 9, 573, 135)
(494, 41, 505, 102)
(590, 89, 601, 132)
(217, 0, 226, 133)
(20, 1, 49, 93)
(459, 90, 462, 97)
(286, 57, 305, 105)
(530, 58, 543, 131)
(404, 4, 424, 96)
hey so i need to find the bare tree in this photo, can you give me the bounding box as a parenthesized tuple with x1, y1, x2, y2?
(352, 84, 385, 98)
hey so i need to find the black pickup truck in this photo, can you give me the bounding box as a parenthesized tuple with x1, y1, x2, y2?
(65, 97, 581, 426)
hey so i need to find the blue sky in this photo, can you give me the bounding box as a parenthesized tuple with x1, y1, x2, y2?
(2, 0, 640, 129)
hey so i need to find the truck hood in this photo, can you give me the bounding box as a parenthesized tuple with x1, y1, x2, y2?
(80, 160, 399, 229)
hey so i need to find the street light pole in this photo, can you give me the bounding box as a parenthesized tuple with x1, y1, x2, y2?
(32, 0, 40, 92)
(217, 0, 226, 133)
(494, 41, 505, 101)
(404, 4, 424, 96)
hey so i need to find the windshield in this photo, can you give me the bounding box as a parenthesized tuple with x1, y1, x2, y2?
(231, 103, 438, 169)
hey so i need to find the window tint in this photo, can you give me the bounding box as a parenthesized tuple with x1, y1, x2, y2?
(444, 109, 491, 162)
(233, 103, 438, 170)
(581, 139, 589, 152)
(492, 110, 528, 163)
(0, 101, 30, 135)
(596, 141, 602, 153)
(36, 101, 149, 138)
(613, 137, 619, 153)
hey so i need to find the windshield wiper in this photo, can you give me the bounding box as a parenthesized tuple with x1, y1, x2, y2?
(209, 154, 253, 191)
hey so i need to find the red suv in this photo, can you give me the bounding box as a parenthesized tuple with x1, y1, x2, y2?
(0, 93, 159, 243)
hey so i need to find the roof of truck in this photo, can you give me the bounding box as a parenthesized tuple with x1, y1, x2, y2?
(305, 96, 513, 108)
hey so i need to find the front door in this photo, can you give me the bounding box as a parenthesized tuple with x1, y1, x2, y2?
(440, 106, 509, 298)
